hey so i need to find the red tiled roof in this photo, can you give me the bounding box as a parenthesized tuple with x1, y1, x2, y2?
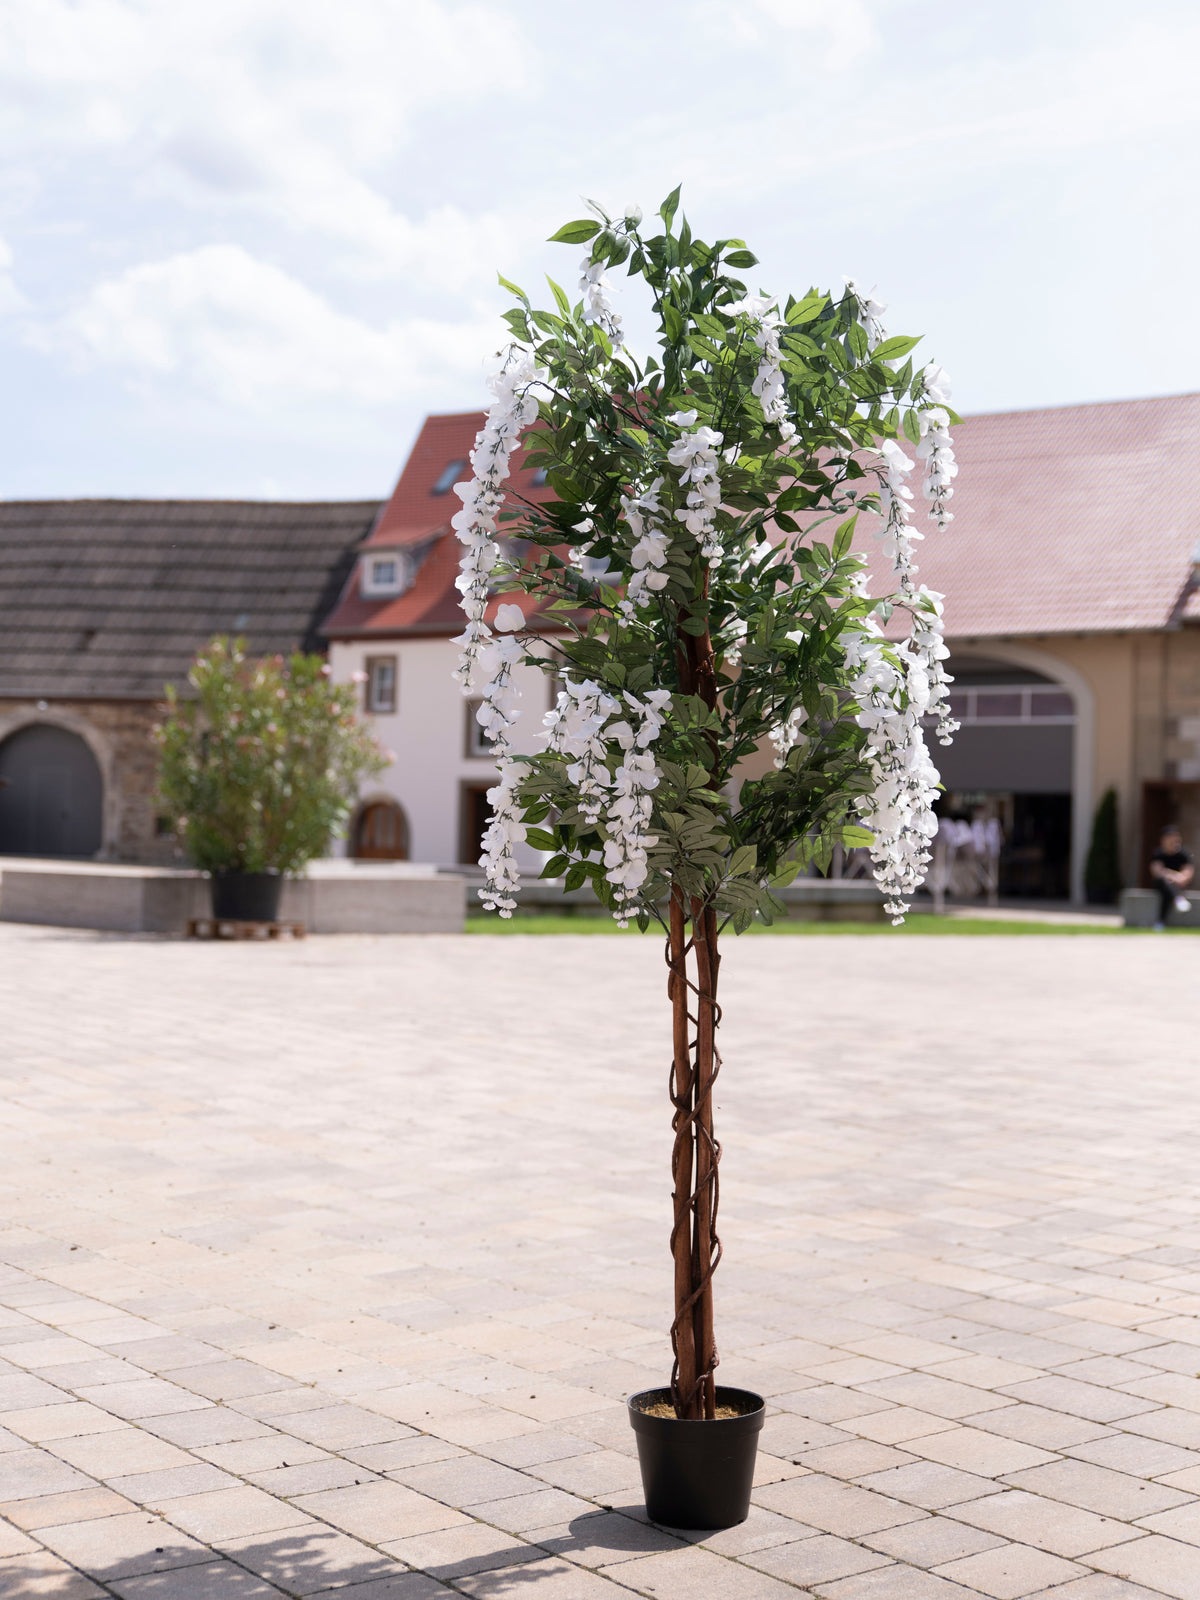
(323, 410, 554, 639)
(856, 391, 1200, 636)
(325, 393, 1200, 643)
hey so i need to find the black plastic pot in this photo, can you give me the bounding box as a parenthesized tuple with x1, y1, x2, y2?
(628, 1386, 764, 1529)
(209, 870, 283, 922)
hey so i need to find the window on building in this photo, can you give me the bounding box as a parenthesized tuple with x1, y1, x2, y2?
(432, 458, 468, 495)
(360, 552, 408, 598)
(464, 698, 497, 758)
(460, 783, 493, 865)
(365, 656, 397, 714)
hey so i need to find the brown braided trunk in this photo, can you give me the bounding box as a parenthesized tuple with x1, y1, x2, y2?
(667, 604, 723, 1420)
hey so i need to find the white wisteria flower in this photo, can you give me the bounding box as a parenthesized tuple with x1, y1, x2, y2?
(618, 477, 670, 618)
(451, 346, 547, 694)
(844, 278, 887, 352)
(726, 294, 796, 445)
(667, 410, 724, 563)
(579, 255, 624, 350)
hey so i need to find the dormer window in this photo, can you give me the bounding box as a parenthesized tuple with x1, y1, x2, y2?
(361, 551, 408, 598)
(432, 458, 468, 495)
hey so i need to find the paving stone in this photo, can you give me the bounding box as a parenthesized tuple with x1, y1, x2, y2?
(0, 1484, 136, 1529)
(814, 1564, 982, 1599)
(109, 1560, 290, 1598)
(600, 1542, 800, 1597)
(1004, 1456, 1193, 1519)
(381, 1522, 541, 1578)
(0, 1447, 95, 1501)
(1089, 1534, 1200, 1599)
(950, 1489, 1142, 1557)
(0, 1549, 110, 1597)
(34, 1509, 211, 1578)
(222, 1526, 407, 1593)
(533, 1508, 686, 1567)
(754, 1472, 924, 1535)
(294, 1480, 469, 1541)
(935, 1542, 1086, 1597)
(743, 1533, 893, 1584)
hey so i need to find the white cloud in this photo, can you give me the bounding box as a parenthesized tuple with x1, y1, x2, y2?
(0, 0, 530, 286)
(700, 0, 877, 59)
(0, 235, 23, 315)
(42, 244, 505, 410)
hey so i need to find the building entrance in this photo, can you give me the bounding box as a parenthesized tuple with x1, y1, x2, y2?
(0, 724, 103, 858)
(934, 657, 1076, 900)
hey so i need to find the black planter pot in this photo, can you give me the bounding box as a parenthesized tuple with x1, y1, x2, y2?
(628, 1386, 764, 1530)
(209, 870, 283, 923)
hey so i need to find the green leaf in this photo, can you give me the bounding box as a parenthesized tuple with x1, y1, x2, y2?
(659, 185, 682, 231)
(563, 863, 589, 893)
(873, 334, 921, 362)
(832, 514, 858, 560)
(902, 409, 922, 446)
(548, 220, 600, 244)
(724, 249, 758, 268)
(770, 859, 801, 889)
(546, 276, 573, 319)
(539, 853, 570, 878)
(728, 844, 757, 879)
(525, 827, 560, 852)
(662, 302, 684, 344)
(497, 273, 528, 302)
(840, 824, 875, 847)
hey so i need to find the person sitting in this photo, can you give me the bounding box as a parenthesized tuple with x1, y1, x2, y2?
(1150, 824, 1195, 930)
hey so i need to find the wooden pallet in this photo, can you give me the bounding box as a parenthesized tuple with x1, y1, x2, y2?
(186, 917, 306, 941)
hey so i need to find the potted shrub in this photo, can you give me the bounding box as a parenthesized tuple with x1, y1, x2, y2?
(155, 637, 387, 921)
(453, 192, 961, 1528)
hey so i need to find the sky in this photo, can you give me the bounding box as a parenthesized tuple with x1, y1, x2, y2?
(1, 0, 1197, 502)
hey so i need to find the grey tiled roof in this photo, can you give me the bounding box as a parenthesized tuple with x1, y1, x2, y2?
(0, 498, 381, 699)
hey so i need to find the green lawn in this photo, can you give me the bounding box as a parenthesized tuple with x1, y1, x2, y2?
(464, 911, 1186, 936)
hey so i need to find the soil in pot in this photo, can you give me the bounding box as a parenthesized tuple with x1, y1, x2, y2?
(209, 870, 283, 922)
(628, 1385, 764, 1530)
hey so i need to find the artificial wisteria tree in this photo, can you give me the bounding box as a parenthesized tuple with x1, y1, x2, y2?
(453, 191, 959, 1421)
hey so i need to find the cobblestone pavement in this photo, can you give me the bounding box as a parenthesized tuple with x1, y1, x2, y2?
(1, 923, 1199, 1600)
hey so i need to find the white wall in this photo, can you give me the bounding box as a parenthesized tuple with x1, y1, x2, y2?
(329, 637, 553, 873)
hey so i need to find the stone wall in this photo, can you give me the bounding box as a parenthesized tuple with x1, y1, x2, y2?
(0, 697, 182, 864)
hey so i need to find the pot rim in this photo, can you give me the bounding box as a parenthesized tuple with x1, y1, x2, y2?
(627, 1386, 765, 1436)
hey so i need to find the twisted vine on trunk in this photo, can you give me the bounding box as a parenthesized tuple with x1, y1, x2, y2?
(666, 610, 723, 1420)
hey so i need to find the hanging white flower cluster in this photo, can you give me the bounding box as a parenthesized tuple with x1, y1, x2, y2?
(452, 348, 547, 692)
(542, 682, 672, 925)
(667, 409, 724, 563)
(727, 295, 797, 445)
(618, 477, 670, 618)
(842, 363, 963, 919)
(877, 438, 923, 593)
(844, 278, 888, 353)
(603, 692, 672, 925)
(916, 365, 957, 532)
(543, 678, 618, 824)
(474, 604, 529, 917)
(844, 619, 943, 921)
(579, 255, 624, 350)
(769, 705, 809, 769)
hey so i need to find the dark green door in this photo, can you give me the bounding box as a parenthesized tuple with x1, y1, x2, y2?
(0, 724, 103, 857)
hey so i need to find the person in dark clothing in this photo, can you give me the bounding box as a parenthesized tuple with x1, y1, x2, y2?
(1150, 825, 1194, 928)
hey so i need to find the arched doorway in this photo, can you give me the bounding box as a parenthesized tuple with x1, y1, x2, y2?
(937, 654, 1077, 899)
(0, 724, 104, 858)
(353, 799, 409, 860)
